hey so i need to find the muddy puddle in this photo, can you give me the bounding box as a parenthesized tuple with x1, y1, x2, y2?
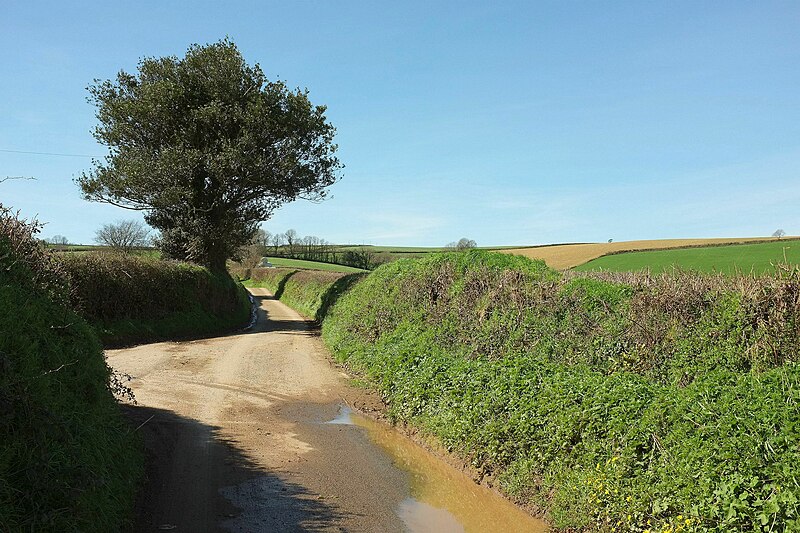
(328, 406, 548, 533)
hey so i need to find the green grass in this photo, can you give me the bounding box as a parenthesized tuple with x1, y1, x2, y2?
(575, 239, 800, 274)
(266, 257, 366, 272)
(335, 245, 531, 253)
(335, 245, 449, 253)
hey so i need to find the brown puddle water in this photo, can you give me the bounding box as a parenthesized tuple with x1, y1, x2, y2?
(330, 406, 549, 533)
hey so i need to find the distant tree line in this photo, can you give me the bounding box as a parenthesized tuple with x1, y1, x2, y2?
(239, 228, 382, 270)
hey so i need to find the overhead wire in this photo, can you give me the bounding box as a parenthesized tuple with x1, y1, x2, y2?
(0, 148, 100, 158)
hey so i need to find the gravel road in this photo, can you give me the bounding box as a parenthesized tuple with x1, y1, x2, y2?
(110, 288, 409, 532)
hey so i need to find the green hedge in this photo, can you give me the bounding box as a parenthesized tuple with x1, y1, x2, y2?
(0, 207, 141, 531)
(60, 253, 251, 346)
(319, 251, 800, 532)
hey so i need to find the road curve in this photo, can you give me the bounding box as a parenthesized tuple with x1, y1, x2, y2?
(110, 288, 409, 532)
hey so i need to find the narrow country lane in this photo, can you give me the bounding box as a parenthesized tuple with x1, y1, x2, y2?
(110, 288, 409, 532)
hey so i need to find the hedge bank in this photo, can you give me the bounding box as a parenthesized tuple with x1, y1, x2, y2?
(263, 251, 800, 532)
(0, 207, 141, 531)
(61, 253, 251, 346)
(243, 267, 363, 322)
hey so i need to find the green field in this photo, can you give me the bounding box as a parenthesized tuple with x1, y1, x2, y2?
(336, 245, 448, 253)
(335, 245, 527, 253)
(266, 257, 366, 273)
(574, 239, 800, 274)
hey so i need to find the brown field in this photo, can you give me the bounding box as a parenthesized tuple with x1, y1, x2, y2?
(499, 237, 785, 270)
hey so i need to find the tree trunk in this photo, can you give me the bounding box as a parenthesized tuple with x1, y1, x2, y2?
(207, 250, 229, 276)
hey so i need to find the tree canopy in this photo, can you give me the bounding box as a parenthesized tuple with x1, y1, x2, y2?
(446, 238, 477, 250)
(78, 39, 341, 272)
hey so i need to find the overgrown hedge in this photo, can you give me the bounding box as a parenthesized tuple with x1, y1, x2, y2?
(244, 267, 363, 322)
(0, 206, 141, 531)
(61, 253, 251, 346)
(315, 251, 800, 532)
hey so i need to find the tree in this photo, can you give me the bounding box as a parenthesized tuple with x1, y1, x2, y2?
(342, 249, 376, 270)
(95, 220, 151, 252)
(46, 235, 70, 245)
(77, 39, 341, 273)
(773, 229, 786, 239)
(271, 232, 286, 255)
(446, 238, 477, 251)
(237, 230, 270, 269)
(254, 228, 271, 248)
(285, 229, 298, 257)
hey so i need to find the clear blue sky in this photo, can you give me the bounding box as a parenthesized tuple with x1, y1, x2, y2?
(1, 1, 798, 246)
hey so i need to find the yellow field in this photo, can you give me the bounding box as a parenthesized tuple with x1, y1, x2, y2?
(499, 237, 785, 270)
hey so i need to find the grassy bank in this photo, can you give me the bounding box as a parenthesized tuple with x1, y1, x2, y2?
(244, 267, 362, 321)
(575, 239, 800, 274)
(1, 207, 141, 531)
(313, 251, 799, 532)
(61, 253, 251, 346)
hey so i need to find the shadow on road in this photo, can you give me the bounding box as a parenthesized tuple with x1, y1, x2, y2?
(250, 294, 318, 336)
(122, 404, 347, 532)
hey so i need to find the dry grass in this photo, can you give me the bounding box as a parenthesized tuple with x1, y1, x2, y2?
(500, 237, 788, 270)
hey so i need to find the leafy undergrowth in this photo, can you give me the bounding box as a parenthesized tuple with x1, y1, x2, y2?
(61, 253, 251, 346)
(320, 251, 800, 532)
(0, 206, 141, 531)
(243, 267, 363, 322)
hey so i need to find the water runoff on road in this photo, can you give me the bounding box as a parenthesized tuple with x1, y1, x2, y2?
(328, 405, 548, 533)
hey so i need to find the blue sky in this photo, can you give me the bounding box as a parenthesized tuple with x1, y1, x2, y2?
(1, 1, 798, 246)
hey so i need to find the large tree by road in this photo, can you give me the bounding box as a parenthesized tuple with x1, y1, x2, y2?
(78, 39, 341, 272)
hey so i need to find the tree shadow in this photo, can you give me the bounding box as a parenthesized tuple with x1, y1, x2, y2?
(272, 270, 298, 300)
(315, 273, 366, 322)
(122, 404, 348, 532)
(249, 294, 318, 337)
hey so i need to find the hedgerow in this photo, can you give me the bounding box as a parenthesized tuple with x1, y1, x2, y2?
(60, 252, 251, 345)
(320, 251, 800, 532)
(0, 205, 141, 531)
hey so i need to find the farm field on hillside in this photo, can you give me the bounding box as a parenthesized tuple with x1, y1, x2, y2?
(575, 239, 800, 274)
(333, 245, 534, 264)
(336, 245, 447, 253)
(501, 237, 787, 270)
(267, 257, 366, 273)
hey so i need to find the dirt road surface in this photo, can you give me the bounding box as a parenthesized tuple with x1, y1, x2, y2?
(110, 288, 410, 532)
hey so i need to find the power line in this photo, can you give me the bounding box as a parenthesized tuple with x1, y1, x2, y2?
(0, 148, 100, 158)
